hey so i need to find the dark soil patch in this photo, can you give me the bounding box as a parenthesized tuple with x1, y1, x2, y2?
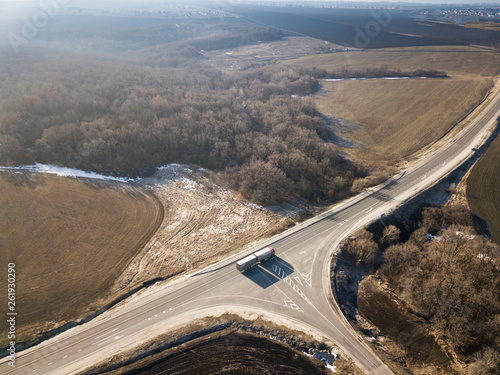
(110, 332, 328, 375)
(358, 276, 454, 372)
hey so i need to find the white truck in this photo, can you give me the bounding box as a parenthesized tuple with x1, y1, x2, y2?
(236, 247, 275, 271)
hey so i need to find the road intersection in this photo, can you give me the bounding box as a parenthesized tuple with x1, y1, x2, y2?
(2, 84, 500, 375)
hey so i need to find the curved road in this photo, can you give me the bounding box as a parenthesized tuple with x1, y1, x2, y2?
(2, 83, 500, 375)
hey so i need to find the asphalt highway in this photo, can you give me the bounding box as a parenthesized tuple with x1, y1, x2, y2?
(2, 85, 500, 375)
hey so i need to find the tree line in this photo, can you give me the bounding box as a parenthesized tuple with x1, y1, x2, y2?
(343, 205, 500, 374)
(299, 66, 448, 80)
(0, 42, 363, 204)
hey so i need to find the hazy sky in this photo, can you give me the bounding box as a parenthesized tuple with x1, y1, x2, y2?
(1, 0, 500, 4)
(1, 0, 500, 8)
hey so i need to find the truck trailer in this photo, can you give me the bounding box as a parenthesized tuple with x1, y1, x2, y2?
(236, 247, 275, 271)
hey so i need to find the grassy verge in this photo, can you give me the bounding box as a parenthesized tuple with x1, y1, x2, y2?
(315, 77, 493, 162)
(467, 133, 500, 245)
(0, 172, 163, 345)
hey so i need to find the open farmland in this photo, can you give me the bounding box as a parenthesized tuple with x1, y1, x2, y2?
(465, 21, 500, 32)
(290, 45, 500, 77)
(0, 172, 163, 345)
(315, 77, 493, 163)
(467, 134, 500, 245)
(233, 6, 500, 49)
(115, 333, 329, 375)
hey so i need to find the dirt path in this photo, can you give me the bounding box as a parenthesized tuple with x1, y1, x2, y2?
(203, 35, 347, 70)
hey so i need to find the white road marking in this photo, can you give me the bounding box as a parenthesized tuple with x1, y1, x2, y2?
(273, 265, 312, 305)
(284, 300, 302, 312)
(94, 328, 118, 340)
(293, 276, 304, 286)
(365, 207, 373, 213)
(63, 356, 68, 359)
(92, 335, 122, 346)
(77, 349, 82, 352)
(299, 271, 312, 287)
(97, 336, 121, 347)
(47, 363, 52, 366)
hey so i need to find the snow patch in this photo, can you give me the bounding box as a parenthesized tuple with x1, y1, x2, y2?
(142, 164, 203, 192)
(314, 351, 335, 365)
(478, 253, 493, 262)
(320, 77, 410, 82)
(157, 163, 192, 175)
(243, 202, 264, 210)
(0, 163, 204, 190)
(179, 177, 199, 190)
(0, 164, 134, 182)
(455, 230, 475, 240)
(326, 364, 337, 372)
(426, 233, 442, 241)
(304, 350, 336, 372)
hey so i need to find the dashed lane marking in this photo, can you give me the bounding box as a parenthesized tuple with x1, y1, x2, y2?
(93, 335, 122, 346)
(94, 328, 118, 340)
(97, 336, 121, 347)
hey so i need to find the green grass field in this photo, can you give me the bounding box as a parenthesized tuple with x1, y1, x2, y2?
(0, 172, 163, 344)
(467, 135, 500, 245)
(290, 45, 500, 77)
(315, 77, 493, 162)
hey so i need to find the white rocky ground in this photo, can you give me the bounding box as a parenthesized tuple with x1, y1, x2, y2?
(110, 164, 297, 294)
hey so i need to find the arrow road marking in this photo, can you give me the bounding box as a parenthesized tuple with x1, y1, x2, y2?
(299, 271, 312, 287)
(284, 300, 302, 312)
